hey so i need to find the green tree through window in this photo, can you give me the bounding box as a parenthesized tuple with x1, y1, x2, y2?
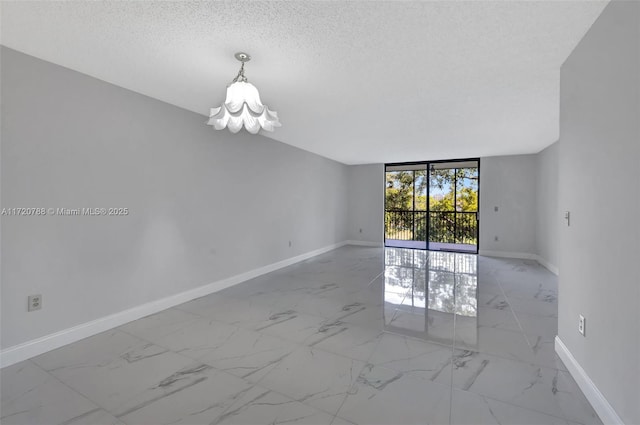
(385, 166, 478, 245)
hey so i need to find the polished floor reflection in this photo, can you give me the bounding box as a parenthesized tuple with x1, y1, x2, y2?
(384, 248, 479, 347)
(1, 247, 601, 425)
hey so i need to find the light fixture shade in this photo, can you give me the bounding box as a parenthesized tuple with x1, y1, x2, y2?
(207, 81, 281, 134)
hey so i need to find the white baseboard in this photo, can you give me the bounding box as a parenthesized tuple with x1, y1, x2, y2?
(535, 255, 559, 276)
(346, 240, 384, 247)
(478, 250, 558, 276)
(0, 241, 348, 368)
(555, 336, 623, 425)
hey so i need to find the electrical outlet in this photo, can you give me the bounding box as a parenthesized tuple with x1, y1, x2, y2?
(28, 294, 42, 312)
(494, 206, 499, 212)
(578, 314, 586, 336)
(359, 228, 363, 233)
(288, 240, 292, 247)
(494, 236, 499, 241)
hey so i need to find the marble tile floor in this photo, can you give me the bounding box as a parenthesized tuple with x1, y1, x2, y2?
(1, 246, 602, 425)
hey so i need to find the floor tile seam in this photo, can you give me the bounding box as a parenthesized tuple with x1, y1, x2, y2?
(481, 304, 559, 319)
(168, 305, 378, 349)
(493, 276, 536, 349)
(448, 346, 570, 375)
(477, 303, 555, 315)
(266, 275, 359, 288)
(339, 320, 387, 374)
(506, 310, 560, 323)
(328, 373, 364, 421)
(23, 359, 120, 423)
(275, 303, 379, 325)
(33, 328, 175, 371)
(494, 275, 557, 285)
(172, 303, 223, 318)
(328, 414, 341, 425)
(253, 317, 354, 346)
(332, 413, 360, 425)
(461, 271, 571, 422)
(234, 290, 376, 321)
(224, 278, 358, 296)
(248, 305, 385, 342)
(474, 323, 558, 342)
(365, 270, 385, 288)
(293, 338, 383, 368)
(478, 320, 541, 336)
(450, 365, 582, 424)
(165, 306, 208, 319)
(448, 344, 568, 372)
(111, 326, 288, 395)
(304, 325, 385, 352)
(365, 361, 457, 390)
(498, 289, 559, 299)
(477, 297, 559, 329)
(305, 297, 383, 312)
(506, 307, 560, 349)
(255, 354, 369, 419)
(337, 364, 456, 417)
(117, 359, 282, 423)
(116, 318, 249, 360)
(329, 331, 391, 424)
(372, 353, 568, 391)
(306, 286, 383, 301)
(386, 305, 407, 329)
(87, 345, 266, 422)
(228, 339, 305, 389)
(449, 281, 458, 425)
(457, 387, 586, 424)
(180, 306, 331, 336)
(380, 329, 455, 352)
(161, 373, 263, 425)
(252, 308, 329, 327)
(116, 317, 205, 344)
(364, 356, 457, 386)
(496, 271, 556, 279)
(494, 277, 551, 285)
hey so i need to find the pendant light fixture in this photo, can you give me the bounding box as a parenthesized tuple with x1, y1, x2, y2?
(207, 52, 281, 134)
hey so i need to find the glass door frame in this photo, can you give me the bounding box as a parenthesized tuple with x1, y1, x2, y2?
(384, 164, 428, 250)
(384, 158, 480, 253)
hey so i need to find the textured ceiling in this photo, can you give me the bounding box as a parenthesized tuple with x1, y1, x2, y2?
(1, 1, 608, 164)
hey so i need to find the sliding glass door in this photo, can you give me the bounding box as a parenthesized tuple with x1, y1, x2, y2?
(384, 165, 428, 250)
(385, 159, 479, 253)
(428, 160, 479, 253)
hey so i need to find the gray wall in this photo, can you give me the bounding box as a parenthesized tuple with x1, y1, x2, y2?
(347, 164, 384, 244)
(535, 142, 559, 271)
(1, 47, 348, 349)
(345, 156, 541, 256)
(557, 0, 639, 423)
(479, 155, 537, 255)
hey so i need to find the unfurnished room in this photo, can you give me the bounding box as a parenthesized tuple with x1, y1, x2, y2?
(0, 1, 638, 424)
